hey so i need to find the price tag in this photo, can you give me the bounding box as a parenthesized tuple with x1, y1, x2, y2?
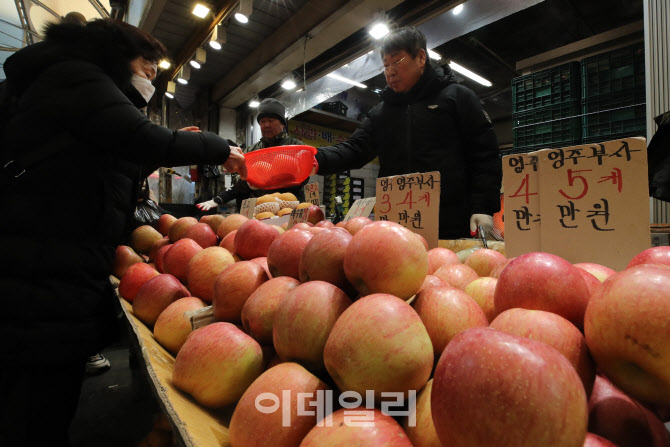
(375, 171, 441, 249)
(304, 182, 320, 206)
(240, 197, 257, 219)
(186, 306, 215, 330)
(502, 152, 541, 257)
(344, 197, 376, 222)
(287, 208, 310, 229)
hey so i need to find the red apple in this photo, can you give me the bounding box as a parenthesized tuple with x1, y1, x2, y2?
(344, 216, 372, 236)
(584, 265, 670, 404)
(241, 277, 299, 344)
(433, 263, 479, 290)
(305, 226, 326, 235)
(490, 308, 595, 395)
(168, 216, 198, 242)
(463, 277, 498, 322)
(186, 246, 235, 303)
(494, 252, 591, 329)
(427, 247, 460, 275)
(575, 263, 617, 283)
(154, 244, 172, 273)
(162, 238, 203, 284)
(173, 322, 264, 408)
(153, 297, 207, 355)
(417, 274, 448, 294)
(157, 213, 177, 237)
(234, 218, 280, 260)
(490, 257, 514, 278)
(403, 380, 441, 447)
(414, 233, 429, 251)
(266, 229, 314, 279)
(431, 327, 588, 447)
(113, 245, 144, 279)
(212, 261, 269, 322)
(301, 407, 412, 447)
(464, 248, 507, 277)
(273, 281, 352, 374)
(414, 286, 488, 356)
(335, 221, 347, 228)
(132, 273, 190, 326)
(306, 205, 325, 225)
(292, 222, 313, 230)
(588, 375, 670, 447)
(216, 213, 248, 240)
(628, 246, 670, 268)
(199, 214, 224, 234)
(184, 222, 218, 248)
(299, 228, 353, 290)
(578, 268, 603, 297)
(229, 362, 329, 447)
(118, 262, 159, 302)
(344, 221, 428, 300)
(584, 433, 619, 447)
(250, 256, 271, 278)
(324, 293, 433, 402)
(147, 236, 170, 262)
(129, 225, 163, 255)
(315, 220, 334, 228)
(219, 229, 236, 253)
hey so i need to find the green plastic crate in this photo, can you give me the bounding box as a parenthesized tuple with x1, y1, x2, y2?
(581, 42, 645, 100)
(513, 115, 582, 151)
(582, 104, 646, 140)
(513, 101, 581, 127)
(512, 62, 581, 112)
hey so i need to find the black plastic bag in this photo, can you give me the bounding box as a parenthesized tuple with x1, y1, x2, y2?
(649, 111, 670, 202)
(132, 179, 164, 228)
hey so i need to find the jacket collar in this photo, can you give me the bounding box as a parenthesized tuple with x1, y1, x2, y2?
(260, 131, 289, 147)
(380, 63, 453, 105)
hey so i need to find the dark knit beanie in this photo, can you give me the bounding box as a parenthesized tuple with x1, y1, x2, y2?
(257, 98, 286, 126)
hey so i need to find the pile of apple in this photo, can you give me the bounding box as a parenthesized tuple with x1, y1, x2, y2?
(115, 211, 670, 447)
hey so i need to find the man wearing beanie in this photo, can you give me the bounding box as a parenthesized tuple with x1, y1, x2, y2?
(198, 98, 306, 211)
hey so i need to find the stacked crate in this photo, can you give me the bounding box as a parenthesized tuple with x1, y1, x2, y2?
(512, 62, 582, 153)
(581, 42, 646, 143)
(323, 173, 364, 216)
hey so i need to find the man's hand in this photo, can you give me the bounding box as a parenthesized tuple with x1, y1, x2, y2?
(196, 200, 218, 211)
(223, 146, 247, 180)
(470, 214, 493, 237)
(179, 126, 201, 132)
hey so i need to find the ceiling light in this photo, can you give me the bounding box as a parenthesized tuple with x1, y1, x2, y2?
(235, 0, 252, 23)
(281, 79, 297, 90)
(190, 60, 201, 69)
(427, 49, 442, 60)
(249, 99, 260, 108)
(448, 61, 492, 87)
(177, 65, 190, 84)
(165, 92, 174, 98)
(452, 4, 464, 15)
(327, 72, 367, 89)
(369, 22, 389, 40)
(167, 81, 176, 94)
(209, 25, 226, 50)
(158, 60, 171, 70)
(368, 50, 374, 55)
(192, 3, 210, 18)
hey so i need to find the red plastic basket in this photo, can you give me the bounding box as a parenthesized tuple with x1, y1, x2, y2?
(244, 145, 318, 189)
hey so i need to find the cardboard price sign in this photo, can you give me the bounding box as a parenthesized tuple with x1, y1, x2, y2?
(503, 138, 650, 270)
(502, 152, 541, 257)
(375, 171, 441, 249)
(344, 197, 376, 222)
(287, 208, 310, 229)
(240, 198, 257, 219)
(304, 182, 320, 206)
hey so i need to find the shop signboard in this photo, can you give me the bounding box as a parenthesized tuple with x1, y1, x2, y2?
(375, 171, 441, 249)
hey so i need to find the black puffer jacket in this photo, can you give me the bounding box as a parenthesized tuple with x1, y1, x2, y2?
(315, 63, 502, 238)
(0, 21, 233, 363)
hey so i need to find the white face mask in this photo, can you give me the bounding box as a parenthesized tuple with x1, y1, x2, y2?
(130, 74, 155, 104)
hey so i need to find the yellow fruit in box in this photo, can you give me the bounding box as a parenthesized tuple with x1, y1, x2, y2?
(296, 202, 311, 210)
(256, 195, 278, 205)
(277, 192, 298, 202)
(277, 208, 294, 217)
(271, 192, 282, 197)
(255, 212, 275, 220)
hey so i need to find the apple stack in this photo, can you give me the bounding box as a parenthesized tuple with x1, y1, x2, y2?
(115, 211, 670, 447)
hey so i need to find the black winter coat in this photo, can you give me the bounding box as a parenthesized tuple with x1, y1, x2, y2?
(315, 64, 502, 239)
(0, 22, 233, 363)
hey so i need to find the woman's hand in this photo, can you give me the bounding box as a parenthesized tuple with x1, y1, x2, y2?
(179, 126, 201, 132)
(223, 146, 247, 180)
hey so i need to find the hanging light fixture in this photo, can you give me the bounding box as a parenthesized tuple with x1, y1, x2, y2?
(249, 98, 260, 108)
(209, 24, 226, 50)
(165, 81, 176, 99)
(158, 60, 171, 70)
(192, 3, 211, 18)
(235, 0, 253, 23)
(369, 11, 390, 40)
(190, 48, 207, 69)
(281, 75, 297, 90)
(177, 65, 190, 85)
